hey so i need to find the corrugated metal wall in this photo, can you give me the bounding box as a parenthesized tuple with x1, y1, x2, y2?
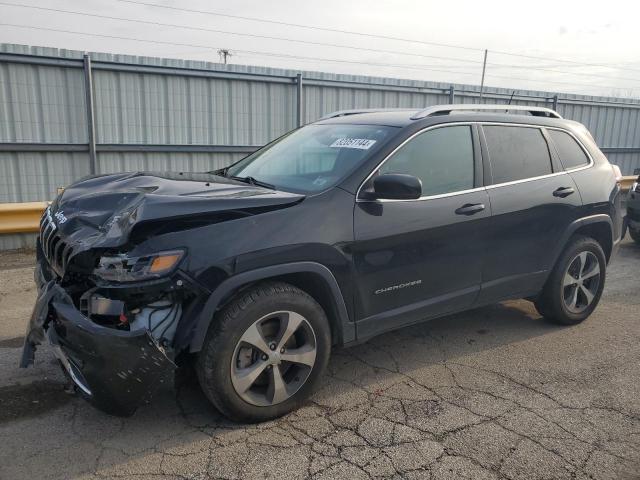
(0, 60, 87, 143)
(0, 151, 89, 202)
(2, 43, 640, 249)
(92, 72, 296, 146)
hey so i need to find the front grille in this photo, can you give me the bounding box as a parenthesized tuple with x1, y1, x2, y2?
(40, 207, 72, 275)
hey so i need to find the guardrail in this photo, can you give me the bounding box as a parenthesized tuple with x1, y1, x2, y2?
(0, 177, 636, 235)
(0, 202, 48, 234)
(621, 176, 636, 192)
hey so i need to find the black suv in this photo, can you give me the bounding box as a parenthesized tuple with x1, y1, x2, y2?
(22, 105, 624, 422)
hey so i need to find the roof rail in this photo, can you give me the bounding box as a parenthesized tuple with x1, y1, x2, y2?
(319, 108, 410, 120)
(410, 104, 562, 120)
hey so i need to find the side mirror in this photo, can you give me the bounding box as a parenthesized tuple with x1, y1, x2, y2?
(371, 173, 422, 200)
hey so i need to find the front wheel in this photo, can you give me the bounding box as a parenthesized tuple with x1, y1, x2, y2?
(535, 236, 606, 325)
(196, 282, 331, 422)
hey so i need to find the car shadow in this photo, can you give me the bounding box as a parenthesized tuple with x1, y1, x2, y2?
(0, 299, 580, 478)
(166, 298, 557, 422)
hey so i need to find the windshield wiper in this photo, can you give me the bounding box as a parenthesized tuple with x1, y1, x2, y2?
(230, 175, 276, 190)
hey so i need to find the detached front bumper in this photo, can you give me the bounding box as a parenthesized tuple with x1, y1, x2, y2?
(21, 263, 176, 416)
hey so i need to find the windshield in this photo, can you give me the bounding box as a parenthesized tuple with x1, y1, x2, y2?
(226, 124, 397, 193)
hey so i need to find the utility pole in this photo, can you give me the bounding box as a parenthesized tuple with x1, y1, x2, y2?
(479, 49, 488, 101)
(217, 49, 232, 65)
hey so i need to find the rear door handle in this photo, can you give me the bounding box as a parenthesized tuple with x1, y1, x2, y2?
(553, 187, 575, 198)
(455, 203, 485, 215)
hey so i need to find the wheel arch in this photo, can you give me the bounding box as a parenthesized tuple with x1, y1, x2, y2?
(573, 222, 613, 262)
(189, 262, 354, 352)
(552, 215, 614, 267)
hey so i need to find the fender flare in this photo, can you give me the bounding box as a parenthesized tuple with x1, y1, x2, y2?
(550, 214, 613, 268)
(189, 261, 354, 352)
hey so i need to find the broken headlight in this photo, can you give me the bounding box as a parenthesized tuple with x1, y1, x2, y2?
(93, 250, 185, 282)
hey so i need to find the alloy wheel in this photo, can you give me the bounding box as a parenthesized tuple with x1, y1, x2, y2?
(562, 251, 601, 314)
(230, 311, 317, 406)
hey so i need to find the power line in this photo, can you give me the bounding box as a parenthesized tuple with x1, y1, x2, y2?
(235, 49, 624, 90)
(112, 0, 640, 76)
(0, 23, 478, 75)
(2, 1, 640, 84)
(238, 51, 483, 77)
(0, 2, 485, 65)
(3, 23, 634, 93)
(113, 0, 483, 53)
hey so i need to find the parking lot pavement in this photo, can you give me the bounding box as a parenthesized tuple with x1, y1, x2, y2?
(0, 241, 638, 480)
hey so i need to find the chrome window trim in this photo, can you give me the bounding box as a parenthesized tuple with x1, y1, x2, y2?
(365, 187, 487, 203)
(355, 121, 596, 203)
(564, 163, 595, 174)
(355, 122, 477, 203)
(484, 171, 567, 190)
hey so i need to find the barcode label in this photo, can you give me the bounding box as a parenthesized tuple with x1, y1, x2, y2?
(329, 138, 377, 150)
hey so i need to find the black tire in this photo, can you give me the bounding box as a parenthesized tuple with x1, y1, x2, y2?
(629, 227, 640, 244)
(534, 236, 606, 325)
(196, 281, 331, 422)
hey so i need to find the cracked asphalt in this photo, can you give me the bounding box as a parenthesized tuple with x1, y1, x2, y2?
(0, 240, 638, 480)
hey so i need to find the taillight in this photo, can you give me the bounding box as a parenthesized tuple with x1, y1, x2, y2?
(611, 164, 622, 183)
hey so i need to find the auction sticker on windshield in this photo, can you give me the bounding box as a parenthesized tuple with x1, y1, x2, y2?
(330, 138, 377, 149)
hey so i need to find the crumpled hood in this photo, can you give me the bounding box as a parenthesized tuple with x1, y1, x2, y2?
(43, 172, 305, 267)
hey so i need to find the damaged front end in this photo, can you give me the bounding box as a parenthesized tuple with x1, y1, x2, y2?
(22, 244, 190, 416)
(20, 171, 305, 416)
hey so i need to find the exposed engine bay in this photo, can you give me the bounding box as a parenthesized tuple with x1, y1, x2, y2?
(80, 292, 183, 347)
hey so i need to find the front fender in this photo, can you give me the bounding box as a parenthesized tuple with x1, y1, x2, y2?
(188, 261, 353, 352)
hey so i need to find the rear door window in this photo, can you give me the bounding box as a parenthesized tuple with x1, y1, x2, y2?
(483, 126, 553, 185)
(547, 129, 590, 169)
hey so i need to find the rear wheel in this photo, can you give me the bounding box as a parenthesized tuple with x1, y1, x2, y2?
(535, 236, 606, 325)
(629, 227, 640, 244)
(196, 282, 331, 422)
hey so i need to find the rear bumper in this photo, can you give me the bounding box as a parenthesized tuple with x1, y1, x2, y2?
(21, 263, 175, 416)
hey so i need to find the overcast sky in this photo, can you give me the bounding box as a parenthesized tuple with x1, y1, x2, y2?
(2, 0, 640, 98)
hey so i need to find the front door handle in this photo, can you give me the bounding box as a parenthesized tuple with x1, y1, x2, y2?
(455, 203, 485, 215)
(553, 187, 575, 198)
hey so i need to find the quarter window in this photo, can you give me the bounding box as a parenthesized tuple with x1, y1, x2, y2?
(378, 126, 474, 196)
(548, 129, 590, 169)
(483, 126, 553, 185)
